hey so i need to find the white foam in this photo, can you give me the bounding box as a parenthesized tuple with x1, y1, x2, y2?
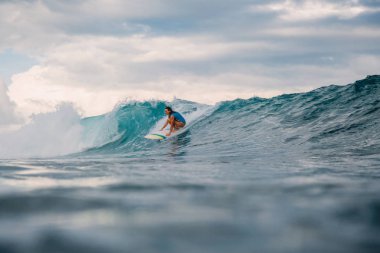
(0, 103, 86, 158)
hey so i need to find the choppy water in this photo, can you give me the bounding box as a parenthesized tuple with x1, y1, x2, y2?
(0, 75, 379, 253)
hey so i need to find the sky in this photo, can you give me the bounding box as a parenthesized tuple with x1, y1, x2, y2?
(0, 0, 380, 121)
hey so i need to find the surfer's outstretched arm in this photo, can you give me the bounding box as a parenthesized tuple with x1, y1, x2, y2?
(166, 116, 175, 136)
(160, 120, 169, 131)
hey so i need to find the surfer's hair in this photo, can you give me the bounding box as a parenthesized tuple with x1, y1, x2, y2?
(165, 106, 173, 113)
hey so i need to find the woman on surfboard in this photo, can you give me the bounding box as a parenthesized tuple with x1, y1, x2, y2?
(160, 106, 186, 136)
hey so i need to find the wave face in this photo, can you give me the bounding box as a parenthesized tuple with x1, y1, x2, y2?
(79, 75, 380, 161)
(79, 99, 211, 155)
(80, 100, 168, 154)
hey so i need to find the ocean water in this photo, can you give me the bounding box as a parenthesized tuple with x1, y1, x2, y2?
(0, 75, 379, 253)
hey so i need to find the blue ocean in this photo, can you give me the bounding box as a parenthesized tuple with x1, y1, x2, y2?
(0, 75, 379, 253)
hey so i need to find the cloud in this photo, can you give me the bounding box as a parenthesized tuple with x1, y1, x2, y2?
(7, 34, 271, 116)
(1, 0, 379, 117)
(252, 0, 380, 21)
(9, 39, 380, 117)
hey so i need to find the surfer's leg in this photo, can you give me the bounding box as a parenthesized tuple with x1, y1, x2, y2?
(173, 121, 185, 131)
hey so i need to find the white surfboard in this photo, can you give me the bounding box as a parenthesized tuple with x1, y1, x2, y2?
(144, 127, 186, 140)
(144, 133, 167, 140)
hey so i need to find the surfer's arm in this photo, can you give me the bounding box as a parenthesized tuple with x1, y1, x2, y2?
(167, 116, 175, 136)
(160, 119, 169, 131)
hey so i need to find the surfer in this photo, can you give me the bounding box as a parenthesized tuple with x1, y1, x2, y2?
(160, 106, 186, 136)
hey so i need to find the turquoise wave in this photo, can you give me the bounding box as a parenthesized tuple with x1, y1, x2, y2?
(79, 75, 380, 158)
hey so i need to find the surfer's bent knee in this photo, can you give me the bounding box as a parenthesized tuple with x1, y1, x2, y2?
(174, 121, 185, 129)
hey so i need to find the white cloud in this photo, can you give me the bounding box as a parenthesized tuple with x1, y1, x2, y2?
(253, 0, 378, 21)
(64, 0, 171, 19)
(9, 48, 379, 118)
(131, 36, 242, 62)
(260, 26, 380, 38)
(7, 34, 274, 116)
(1, 0, 379, 119)
(0, 1, 65, 55)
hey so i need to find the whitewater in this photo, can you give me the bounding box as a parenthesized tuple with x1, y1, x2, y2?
(0, 75, 379, 253)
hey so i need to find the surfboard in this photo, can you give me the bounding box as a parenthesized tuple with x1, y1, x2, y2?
(144, 127, 187, 140)
(144, 133, 167, 140)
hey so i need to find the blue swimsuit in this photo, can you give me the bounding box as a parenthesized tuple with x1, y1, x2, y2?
(171, 112, 186, 124)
